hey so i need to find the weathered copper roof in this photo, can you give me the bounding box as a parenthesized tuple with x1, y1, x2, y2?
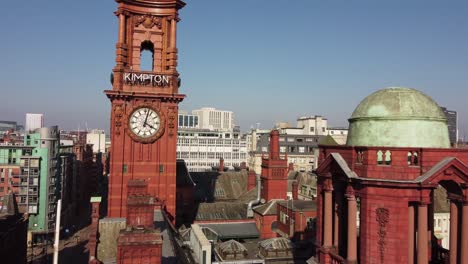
(347, 87, 450, 148)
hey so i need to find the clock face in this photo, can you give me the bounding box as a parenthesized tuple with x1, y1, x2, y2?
(129, 107, 161, 138)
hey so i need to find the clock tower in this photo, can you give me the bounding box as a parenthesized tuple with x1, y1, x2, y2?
(105, 0, 185, 220)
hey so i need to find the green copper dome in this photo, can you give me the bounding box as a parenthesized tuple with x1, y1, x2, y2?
(346, 87, 450, 148)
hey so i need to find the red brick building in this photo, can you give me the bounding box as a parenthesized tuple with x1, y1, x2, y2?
(276, 200, 316, 240)
(315, 88, 468, 264)
(117, 180, 162, 264)
(261, 130, 288, 201)
(105, 0, 186, 221)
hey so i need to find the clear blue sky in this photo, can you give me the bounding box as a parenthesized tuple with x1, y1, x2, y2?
(1, 1, 467, 138)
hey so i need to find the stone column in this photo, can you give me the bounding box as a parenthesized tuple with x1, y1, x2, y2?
(417, 203, 428, 264)
(333, 192, 340, 249)
(408, 204, 415, 264)
(118, 13, 126, 44)
(460, 202, 468, 263)
(323, 189, 333, 247)
(449, 200, 458, 264)
(170, 18, 177, 49)
(346, 191, 357, 263)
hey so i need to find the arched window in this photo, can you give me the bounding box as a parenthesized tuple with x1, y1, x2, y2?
(385, 150, 392, 165)
(407, 152, 412, 165)
(377, 150, 383, 165)
(140, 40, 154, 71)
(356, 149, 364, 164)
(413, 152, 419, 165)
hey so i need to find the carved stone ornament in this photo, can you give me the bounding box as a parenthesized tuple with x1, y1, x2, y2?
(114, 104, 124, 136)
(376, 208, 389, 263)
(167, 106, 177, 137)
(134, 15, 162, 29)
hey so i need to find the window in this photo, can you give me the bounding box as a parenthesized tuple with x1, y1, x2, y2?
(310, 127, 314, 132)
(377, 150, 383, 165)
(140, 40, 154, 71)
(384, 150, 392, 165)
(280, 146, 286, 153)
(322, 127, 326, 132)
(299, 147, 305, 153)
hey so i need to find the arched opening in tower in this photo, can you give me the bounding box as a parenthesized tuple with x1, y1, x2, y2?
(140, 40, 154, 71)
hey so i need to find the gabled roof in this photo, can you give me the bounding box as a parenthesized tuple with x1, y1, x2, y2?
(253, 200, 280, 216)
(316, 152, 358, 179)
(414, 157, 468, 183)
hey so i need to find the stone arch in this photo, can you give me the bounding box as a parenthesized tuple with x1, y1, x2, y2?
(140, 40, 154, 71)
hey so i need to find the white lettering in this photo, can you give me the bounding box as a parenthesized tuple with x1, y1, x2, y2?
(123, 72, 171, 87)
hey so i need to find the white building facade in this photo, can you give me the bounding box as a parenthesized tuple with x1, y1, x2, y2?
(177, 108, 247, 172)
(86, 129, 106, 153)
(192, 107, 234, 131)
(25, 113, 44, 132)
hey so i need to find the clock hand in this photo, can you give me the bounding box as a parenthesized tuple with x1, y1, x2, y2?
(144, 111, 149, 126)
(146, 123, 156, 130)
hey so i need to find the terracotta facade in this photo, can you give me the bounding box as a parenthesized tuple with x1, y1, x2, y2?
(316, 146, 468, 264)
(106, 0, 186, 221)
(260, 130, 288, 201)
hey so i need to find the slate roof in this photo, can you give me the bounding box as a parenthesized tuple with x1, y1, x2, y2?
(258, 237, 294, 251)
(196, 202, 247, 221)
(252, 200, 280, 216)
(277, 200, 316, 212)
(199, 222, 260, 240)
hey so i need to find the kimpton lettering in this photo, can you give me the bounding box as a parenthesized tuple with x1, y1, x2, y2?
(123, 72, 171, 87)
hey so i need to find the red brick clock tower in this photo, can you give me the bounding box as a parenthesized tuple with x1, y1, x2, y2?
(105, 0, 185, 221)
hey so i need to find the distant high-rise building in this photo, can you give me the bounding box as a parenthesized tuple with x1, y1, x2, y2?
(25, 113, 43, 132)
(86, 129, 106, 153)
(441, 107, 458, 144)
(192, 107, 234, 131)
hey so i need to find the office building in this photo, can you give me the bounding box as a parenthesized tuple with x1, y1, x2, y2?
(86, 129, 106, 153)
(441, 107, 458, 145)
(25, 113, 43, 132)
(192, 107, 234, 131)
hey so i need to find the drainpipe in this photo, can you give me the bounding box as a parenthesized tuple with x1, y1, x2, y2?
(247, 173, 262, 218)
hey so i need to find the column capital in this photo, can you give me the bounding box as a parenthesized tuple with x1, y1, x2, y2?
(323, 179, 333, 192)
(114, 10, 130, 17)
(345, 185, 356, 199)
(418, 201, 430, 206)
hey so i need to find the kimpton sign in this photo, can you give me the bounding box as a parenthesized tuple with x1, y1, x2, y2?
(123, 72, 171, 87)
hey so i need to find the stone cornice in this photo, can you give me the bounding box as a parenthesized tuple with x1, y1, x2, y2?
(104, 90, 185, 103)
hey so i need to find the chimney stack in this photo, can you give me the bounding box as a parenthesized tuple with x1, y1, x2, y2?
(292, 181, 299, 200)
(269, 130, 280, 160)
(248, 170, 256, 191)
(219, 158, 224, 172)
